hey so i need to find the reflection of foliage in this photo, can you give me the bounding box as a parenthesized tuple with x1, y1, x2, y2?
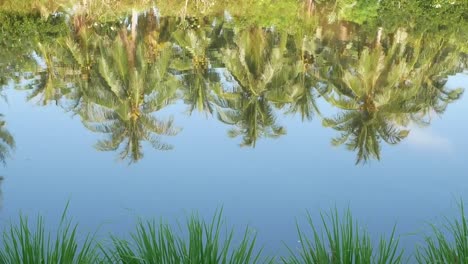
(230, 0, 305, 31)
(279, 33, 321, 121)
(0, 114, 15, 165)
(321, 46, 417, 163)
(324, 0, 379, 25)
(0, 3, 466, 165)
(171, 22, 224, 114)
(319, 29, 464, 164)
(409, 36, 465, 116)
(216, 28, 288, 147)
(81, 29, 180, 163)
(323, 106, 411, 165)
(379, 0, 468, 34)
(0, 12, 68, 89)
(23, 42, 70, 105)
(0, 12, 67, 48)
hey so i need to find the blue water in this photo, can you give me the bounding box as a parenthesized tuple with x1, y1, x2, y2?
(0, 73, 467, 257)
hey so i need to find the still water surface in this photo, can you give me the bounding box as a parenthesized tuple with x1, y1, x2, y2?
(0, 3, 467, 256)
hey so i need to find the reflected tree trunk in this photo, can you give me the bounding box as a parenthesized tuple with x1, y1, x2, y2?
(339, 23, 350, 42)
(376, 27, 383, 47)
(120, 10, 139, 69)
(305, 0, 315, 15)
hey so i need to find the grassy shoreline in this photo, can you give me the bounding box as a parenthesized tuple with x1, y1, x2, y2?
(1, 205, 467, 263)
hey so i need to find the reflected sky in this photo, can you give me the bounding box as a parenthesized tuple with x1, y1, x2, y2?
(0, 2, 467, 258)
(0, 73, 466, 255)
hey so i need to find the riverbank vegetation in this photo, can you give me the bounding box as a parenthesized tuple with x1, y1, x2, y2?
(0, 0, 466, 165)
(1, 205, 467, 263)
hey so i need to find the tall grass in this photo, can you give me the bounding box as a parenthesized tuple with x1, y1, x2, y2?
(102, 209, 270, 264)
(0, 205, 99, 264)
(283, 208, 403, 264)
(2, 205, 468, 263)
(416, 202, 468, 264)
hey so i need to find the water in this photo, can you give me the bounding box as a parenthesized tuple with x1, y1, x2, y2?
(0, 1, 467, 258)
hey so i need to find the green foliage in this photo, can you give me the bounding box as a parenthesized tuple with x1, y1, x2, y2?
(1, 204, 468, 263)
(0, 205, 99, 264)
(416, 202, 468, 264)
(0, 12, 68, 51)
(104, 210, 268, 264)
(378, 0, 468, 34)
(283, 208, 403, 264)
(332, 0, 380, 25)
(227, 0, 307, 32)
(0, 1, 465, 164)
(0, 114, 15, 165)
(0, 12, 69, 89)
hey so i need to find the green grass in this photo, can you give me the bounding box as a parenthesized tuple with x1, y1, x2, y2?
(0, 204, 99, 264)
(282, 208, 403, 264)
(1, 204, 468, 263)
(416, 202, 468, 264)
(102, 209, 269, 264)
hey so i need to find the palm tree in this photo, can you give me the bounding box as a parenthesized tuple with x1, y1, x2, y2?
(278, 33, 322, 121)
(319, 28, 465, 164)
(322, 103, 411, 164)
(0, 114, 15, 166)
(81, 16, 180, 163)
(24, 42, 69, 106)
(180, 70, 221, 114)
(61, 28, 97, 82)
(171, 22, 224, 114)
(0, 175, 3, 209)
(216, 27, 289, 147)
(409, 35, 465, 116)
(320, 39, 421, 164)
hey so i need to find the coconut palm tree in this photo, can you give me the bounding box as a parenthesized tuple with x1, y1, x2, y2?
(278, 33, 323, 121)
(81, 16, 180, 163)
(24, 42, 70, 106)
(320, 28, 465, 164)
(0, 114, 15, 166)
(320, 38, 421, 163)
(322, 99, 412, 164)
(215, 27, 290, 147)
(409, 35, 465, 117)
(170, 19, 226, 114)
(0, 176, 3, 209)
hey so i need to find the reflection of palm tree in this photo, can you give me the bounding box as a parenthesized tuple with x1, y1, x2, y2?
(320, 29, 465, 164)
(0, 114, 15, 165)
(0, 176, 3, 209)
(410, 36, 464, 116)
(25, 42, 68, 105)
(323, 108, 410, 164)
(0, 175, 3, 210)
(216, 27, 287, 147)
(279, 33, 322, 121)
(171, 25, 222, 114)
(62, 29, 97, 82)
(217, 95, 286, 147)
(172, 28, 212, 71)
(321, 45, 419, 164)
(181, 71, 220, 114)
(82, 21, 180, 163)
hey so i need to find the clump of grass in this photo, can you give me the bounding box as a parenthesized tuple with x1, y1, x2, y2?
(416, 202, 468, 264)
(0, 205, 99, 264)
(103, 209, 270, 264)
(283, 208, 403, 264)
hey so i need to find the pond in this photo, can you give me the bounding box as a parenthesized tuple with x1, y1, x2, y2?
(0, 0, 467, 262)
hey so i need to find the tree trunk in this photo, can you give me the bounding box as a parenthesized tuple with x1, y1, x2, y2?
(306, 0, 315, 15)
(339, 23, 350, 42)
(131, 10, 139, 42)
(120, 10, 139, 69)
(375, 27, 383, 47)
